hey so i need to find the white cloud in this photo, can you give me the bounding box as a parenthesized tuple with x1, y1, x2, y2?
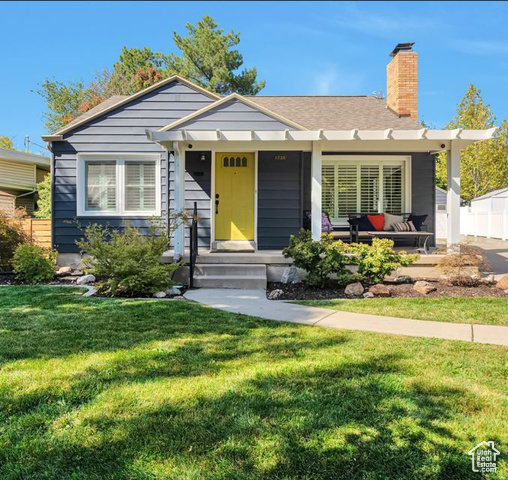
(310, 65, 365, 95)
(317, 4, 437, 38)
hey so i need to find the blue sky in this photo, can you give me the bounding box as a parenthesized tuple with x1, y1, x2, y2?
(1, 1, 507, 154)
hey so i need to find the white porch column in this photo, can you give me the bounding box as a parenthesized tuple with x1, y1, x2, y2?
(311, 141, 322, 241)
(446, 141, 461, 246)
(173, 142, 185, 259)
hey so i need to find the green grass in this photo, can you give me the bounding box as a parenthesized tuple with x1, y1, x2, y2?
(296, 297, 508, 326)
(0, 286, 506, 480)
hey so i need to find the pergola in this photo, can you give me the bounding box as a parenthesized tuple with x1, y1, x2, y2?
(147, 127, 497, 256)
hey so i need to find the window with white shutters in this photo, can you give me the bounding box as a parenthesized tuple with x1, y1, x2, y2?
(360, 165, 380, 213)
(322, 158, 407, 224)
(322, 164, 336, 219)
(85, 162, 116, 211)
(125, 162, 156, 211)
(336, 165, 358, 218)
(79, 155, 160, 216)
(383, 165, 403, 214)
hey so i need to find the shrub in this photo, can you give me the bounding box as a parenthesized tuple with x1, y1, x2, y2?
(350, 238, 418, 284)
(283, 230, 354, 287)
(34, 174, 51, 218)
(438, 243, 490, 286)
(13, 243, 56, 283)
(0, 209, 29, 271)
(76, 218, 183, 297)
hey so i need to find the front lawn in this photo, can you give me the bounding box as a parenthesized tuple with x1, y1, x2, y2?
(296, 297, 508, 326)
(0, 287, 506, 479)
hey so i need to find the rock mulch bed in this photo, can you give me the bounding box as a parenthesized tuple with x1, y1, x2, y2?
(267, 280, 507, 301)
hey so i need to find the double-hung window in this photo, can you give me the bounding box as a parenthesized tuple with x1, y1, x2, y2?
(322, 156, 410, 224)
(77, 154, 161, 216)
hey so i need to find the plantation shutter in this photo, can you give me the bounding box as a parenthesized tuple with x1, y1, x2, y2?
(321, 160, 406, 223)
(336, 165, 358, 219)
(383, 165, 404, 214)
(125, 162, 156, 211)
(85, 162, 116, 211)
(322, 164, 336, 220)
(360, 165, 379, 213)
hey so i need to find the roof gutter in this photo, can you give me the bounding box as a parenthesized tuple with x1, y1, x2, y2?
(41, 134, 63, 143)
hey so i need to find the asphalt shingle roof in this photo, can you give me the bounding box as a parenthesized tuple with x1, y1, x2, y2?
(246, 96, 423, 130)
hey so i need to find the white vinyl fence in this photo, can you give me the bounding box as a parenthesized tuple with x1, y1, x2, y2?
(460, 207, 508, 240)
(436, 211, 448, 239)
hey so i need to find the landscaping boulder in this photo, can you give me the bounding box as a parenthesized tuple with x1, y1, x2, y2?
(56, 266, 73, 276)
(153, 291, 167, 298)
(394, 275, 412, 284)
(345, 282, 364, 296)
(166, 286, 182, 296)
(369, 284, 391, 297)
(268, 289, 284, 300)
(363, 292, 375, 298)
(281, 266, 300, 284)
(413, 280, 437, 295)
(496, 273, 508, 290)
(173, 295, 186, 300)
(76, 274, 95, 285)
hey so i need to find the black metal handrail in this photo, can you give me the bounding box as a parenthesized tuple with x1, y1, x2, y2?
(189, 202, 198, 288)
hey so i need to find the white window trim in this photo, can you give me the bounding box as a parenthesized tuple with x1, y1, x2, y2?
(76, 153, 161, 217)
(322, 155, 411, 225)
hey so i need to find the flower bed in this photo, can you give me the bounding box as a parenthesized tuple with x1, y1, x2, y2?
(267, 280, 507, 301)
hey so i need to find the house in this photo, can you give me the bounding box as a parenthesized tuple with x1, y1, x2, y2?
(470, 187, 508, 212)
(42, 43, 496, 285)
(0, 147, 50, 215)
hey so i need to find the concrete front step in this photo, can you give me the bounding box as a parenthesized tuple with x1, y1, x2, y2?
(194, 263, 266, 276)
(194, 274, 267, 289)
(193, 263, 267, 289)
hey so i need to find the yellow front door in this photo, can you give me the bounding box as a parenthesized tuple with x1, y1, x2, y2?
(215, 153, 255, 241)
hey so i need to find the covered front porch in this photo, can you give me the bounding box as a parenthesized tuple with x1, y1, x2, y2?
(148, 127, 496, 259)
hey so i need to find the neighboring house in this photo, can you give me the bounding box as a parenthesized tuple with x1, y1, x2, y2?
(470, 187, 508, 212)
(460, 187, 508, 240)
(42, 43, 495, 276)
(0, 147, 50, 215)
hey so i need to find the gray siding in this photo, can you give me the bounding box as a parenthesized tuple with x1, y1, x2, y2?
(52, 80, 214, 253)
(175, 152, 212, 248)
(175, 99, 296, 131)
(436, 187, 447, 205)
(258, 151, 303, 250)
(411, 153, 436, 245)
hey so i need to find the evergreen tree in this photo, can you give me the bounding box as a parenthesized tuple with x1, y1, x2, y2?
(436, 85, 508, 203)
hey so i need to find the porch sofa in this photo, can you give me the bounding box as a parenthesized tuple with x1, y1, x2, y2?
(304, 211, 429, 244)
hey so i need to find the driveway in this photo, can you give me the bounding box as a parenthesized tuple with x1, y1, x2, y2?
(461, 236, 508, 279)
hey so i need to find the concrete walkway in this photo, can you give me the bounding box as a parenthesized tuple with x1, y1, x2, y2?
(184, 289, 508, 347)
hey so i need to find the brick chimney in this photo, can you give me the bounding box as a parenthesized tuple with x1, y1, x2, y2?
(386, 42, 418, 120)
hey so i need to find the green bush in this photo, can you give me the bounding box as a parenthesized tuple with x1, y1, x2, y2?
(283, 231, 418, 287)
(0, 209, 29, 271)
(13, 244, 56, 283)
(76, 220, 182, 297)
(283, 230, 354, 287)
(350, 238, 418, 284)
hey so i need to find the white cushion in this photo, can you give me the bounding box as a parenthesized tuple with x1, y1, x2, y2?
(384, 213, 404, 231)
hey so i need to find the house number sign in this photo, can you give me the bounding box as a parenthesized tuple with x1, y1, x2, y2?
(274, 155, 287, 160)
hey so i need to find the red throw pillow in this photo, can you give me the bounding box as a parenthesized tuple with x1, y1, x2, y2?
(367, 214, 385, 231)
